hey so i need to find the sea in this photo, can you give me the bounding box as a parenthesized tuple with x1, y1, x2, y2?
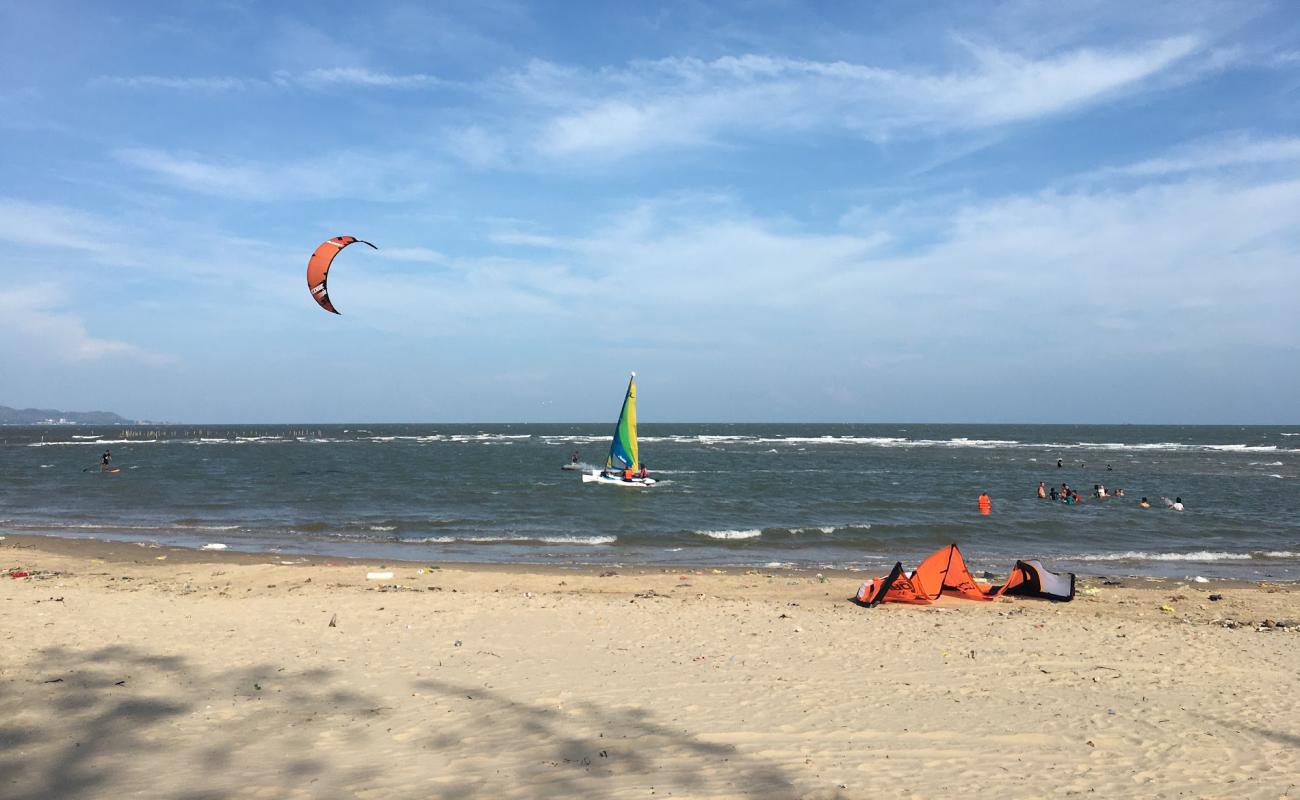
(2, 424, 1297, 580)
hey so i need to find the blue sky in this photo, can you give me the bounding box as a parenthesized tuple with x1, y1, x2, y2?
(2, 1, 1298, 423)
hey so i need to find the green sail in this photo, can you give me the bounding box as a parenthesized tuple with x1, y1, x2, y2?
(604, 373, 638, 471)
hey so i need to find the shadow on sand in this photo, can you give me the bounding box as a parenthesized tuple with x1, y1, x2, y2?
(1, 644, 807, 799)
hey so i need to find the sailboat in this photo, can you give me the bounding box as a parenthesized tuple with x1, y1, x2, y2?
(582, 372, 656, 487)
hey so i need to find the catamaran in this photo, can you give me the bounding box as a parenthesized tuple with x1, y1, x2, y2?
(582, 372, 656, 487)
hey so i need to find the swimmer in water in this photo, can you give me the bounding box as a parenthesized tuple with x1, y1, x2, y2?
(1139, 497, 1151, 509)
(1171, 496, 1185, 511)
(1037, 481, 1046, 499)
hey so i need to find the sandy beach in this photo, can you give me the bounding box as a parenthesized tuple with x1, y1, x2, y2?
(2, 534, 1297, 799)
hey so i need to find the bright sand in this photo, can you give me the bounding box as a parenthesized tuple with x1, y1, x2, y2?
(2, 535, 1297, 799)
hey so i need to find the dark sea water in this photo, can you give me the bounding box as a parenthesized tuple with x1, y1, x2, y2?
(2, 424, 1297, 579)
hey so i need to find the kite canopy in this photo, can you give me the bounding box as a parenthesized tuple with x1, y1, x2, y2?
(854, 544, 1075, 606)
(306, 235, 376, 314)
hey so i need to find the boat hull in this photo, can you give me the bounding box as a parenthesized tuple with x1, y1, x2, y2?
(581, 470, 656, 487)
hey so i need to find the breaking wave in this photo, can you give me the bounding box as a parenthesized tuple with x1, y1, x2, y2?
(695, 529, 762, 540)
(1075, 550, 1299, 562)
(399, 534, 616, 546)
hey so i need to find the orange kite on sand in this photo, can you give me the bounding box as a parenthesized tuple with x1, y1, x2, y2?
(855, 543, 1075, 607)
(306, 235, 377, 315)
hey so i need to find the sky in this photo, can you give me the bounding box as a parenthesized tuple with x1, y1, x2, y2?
(2, 1, 1298, 424)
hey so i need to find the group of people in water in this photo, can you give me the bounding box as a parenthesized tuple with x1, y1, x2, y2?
(1037, 481, 1126, 504)
(1040, 463, 1185, 512)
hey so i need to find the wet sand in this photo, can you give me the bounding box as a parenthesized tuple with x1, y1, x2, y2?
(2, 534, 1297, 798)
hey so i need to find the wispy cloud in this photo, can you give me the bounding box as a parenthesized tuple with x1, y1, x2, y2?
(1095, 133, 1300, 178)
(333, 164, 1299, 368)
(114, 148, 431, 201)
(290, 67, 442, 88)
(89, 68, 443, 93)
(0, 199, 123, 253)
(89, 75, 249, 91)
(489, 37, 1201, 161)
(374, 246, 448, 264)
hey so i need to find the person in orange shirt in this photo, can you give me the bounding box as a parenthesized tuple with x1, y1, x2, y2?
(622, 467, 634, 481)
(978, 492, 991, 515)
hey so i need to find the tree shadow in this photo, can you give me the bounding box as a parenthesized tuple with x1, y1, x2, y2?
(1, 645, 804, 799)
(409, 677, 797, 798)
(0, 644, 377, 800)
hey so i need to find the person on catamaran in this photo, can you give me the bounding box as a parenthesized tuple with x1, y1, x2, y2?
(636, 463, 649, 479)
(101, 450, 112, 471)
(622, 466, 634, 482)
(570, 451, 580, 464)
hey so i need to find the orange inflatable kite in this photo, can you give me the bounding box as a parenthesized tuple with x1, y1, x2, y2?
(306, 235, 376, 314)
(855, 544, 1075, 606)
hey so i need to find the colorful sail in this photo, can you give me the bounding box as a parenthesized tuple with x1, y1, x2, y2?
(605, 372, 638, 471)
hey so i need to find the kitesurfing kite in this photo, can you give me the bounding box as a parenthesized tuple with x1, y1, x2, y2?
(306, 235, 376, 314)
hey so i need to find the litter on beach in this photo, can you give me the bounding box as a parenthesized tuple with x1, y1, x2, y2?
(201, 543, 228, 551)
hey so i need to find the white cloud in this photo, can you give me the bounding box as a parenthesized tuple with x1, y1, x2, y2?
(89, 75, 249, 91)
(329, 165, 1299, 368)
(374, 246, 448, 263)
(1097, 134, 1300, 178)
(90, 68, 443, 93)
(287, 67, 443, 89)
(504, 37, 1200, 161)
(0, 285, 174, 365)
(0, 199, 116, 252)
(442, 125, 510, 169)
(114, 148, 431, 201)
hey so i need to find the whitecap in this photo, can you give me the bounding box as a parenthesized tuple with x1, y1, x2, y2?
(1075, 551, 1254, 562)
(696, 529, 761, 540)
(400, 534, 615, 545)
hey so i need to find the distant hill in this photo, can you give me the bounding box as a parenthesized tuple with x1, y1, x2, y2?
(0, 405, 134, 425)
